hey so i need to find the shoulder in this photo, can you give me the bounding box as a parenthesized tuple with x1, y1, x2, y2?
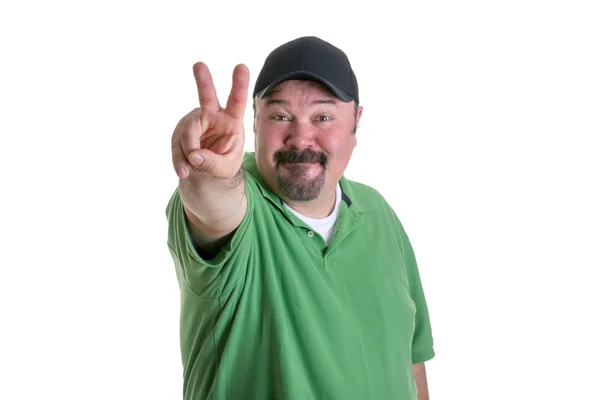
(342, 177, 412, 240)
(241, 151, 260, 181)
(342, 177, 394, 214)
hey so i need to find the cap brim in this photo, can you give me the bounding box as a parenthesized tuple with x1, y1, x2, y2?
(255, 71, 354, 102)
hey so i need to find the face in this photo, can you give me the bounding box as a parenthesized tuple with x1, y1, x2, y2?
(254, 80, 363, 202)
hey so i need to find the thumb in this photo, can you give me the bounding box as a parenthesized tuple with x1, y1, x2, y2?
(187, 149, 237, 178)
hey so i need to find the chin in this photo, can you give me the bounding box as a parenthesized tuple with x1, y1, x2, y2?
(275, 170, 326, 202)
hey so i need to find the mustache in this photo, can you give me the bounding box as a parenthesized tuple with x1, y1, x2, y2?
(274, 149, 328, 167)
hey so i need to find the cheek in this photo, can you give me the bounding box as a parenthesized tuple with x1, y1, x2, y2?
(255, 128, 284, 170)
(318, 134, 356, 178)
(256, 122, 283, 147)
(319, 134, 355, 156)
(256, 131, 281, 154)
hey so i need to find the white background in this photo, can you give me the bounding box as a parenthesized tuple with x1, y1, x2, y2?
(1, 0, 599, 398)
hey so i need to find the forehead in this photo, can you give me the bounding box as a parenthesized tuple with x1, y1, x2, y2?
(263, 80, 338, 102)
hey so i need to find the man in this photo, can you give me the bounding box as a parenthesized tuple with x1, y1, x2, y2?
(166, 36, 435, 399)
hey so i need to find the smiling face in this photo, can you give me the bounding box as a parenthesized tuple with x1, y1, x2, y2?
(254, 80, 363, 203)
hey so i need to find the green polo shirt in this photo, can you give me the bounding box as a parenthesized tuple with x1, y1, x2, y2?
(166, 152, 434, 400)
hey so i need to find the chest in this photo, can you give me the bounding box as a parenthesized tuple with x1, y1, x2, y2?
(244, 212, 416, 339)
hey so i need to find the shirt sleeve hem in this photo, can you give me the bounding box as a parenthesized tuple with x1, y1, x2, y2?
(412, 347, 435, 364)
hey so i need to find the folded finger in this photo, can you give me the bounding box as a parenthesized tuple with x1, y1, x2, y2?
(171, 118, 190, 179)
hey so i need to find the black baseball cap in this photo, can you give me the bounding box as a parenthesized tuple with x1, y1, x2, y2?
(253, 36, 359, 104)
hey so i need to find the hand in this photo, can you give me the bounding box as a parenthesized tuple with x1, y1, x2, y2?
(171, 62, 249, 180)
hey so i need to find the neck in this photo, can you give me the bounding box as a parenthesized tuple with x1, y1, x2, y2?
(283, 186, 337, 219)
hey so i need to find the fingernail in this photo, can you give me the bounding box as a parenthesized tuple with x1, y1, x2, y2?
(191, 153, 204, 165)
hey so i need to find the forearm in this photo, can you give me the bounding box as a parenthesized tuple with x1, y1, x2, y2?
(412, 363, 429, 400)
(179, 168, 246, 244)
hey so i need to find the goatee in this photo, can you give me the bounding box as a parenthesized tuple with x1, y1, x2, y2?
(273, 149, 328, 201)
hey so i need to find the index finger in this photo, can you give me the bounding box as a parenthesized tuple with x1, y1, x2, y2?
(193, 62, 220, 114)
(225, 64, 249, 119)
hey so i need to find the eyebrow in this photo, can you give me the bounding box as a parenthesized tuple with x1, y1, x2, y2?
(265, 98, 338, 106)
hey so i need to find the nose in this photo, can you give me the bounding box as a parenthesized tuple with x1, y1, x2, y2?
(285, 121, 316, 150)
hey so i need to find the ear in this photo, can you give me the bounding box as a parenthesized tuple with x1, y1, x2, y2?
(252, 98, 258, 134)
(352, 104, 364, 137)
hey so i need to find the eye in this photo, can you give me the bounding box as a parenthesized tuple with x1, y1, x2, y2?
(272, 114, 290, 121)
(316, 115, 331, 122)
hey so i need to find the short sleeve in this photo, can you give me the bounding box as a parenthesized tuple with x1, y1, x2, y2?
(165, 173, 256, 298)
(397, 221, 436, 364)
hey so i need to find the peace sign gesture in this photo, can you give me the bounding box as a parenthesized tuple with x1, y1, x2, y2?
(172, 62, 249, 180)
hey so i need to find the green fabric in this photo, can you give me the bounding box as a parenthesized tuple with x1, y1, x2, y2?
(166, 152, 434, 400)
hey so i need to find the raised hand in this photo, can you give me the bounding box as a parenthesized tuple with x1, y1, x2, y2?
(172, 62, 249, 180)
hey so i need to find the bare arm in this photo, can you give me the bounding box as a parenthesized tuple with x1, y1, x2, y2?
(180, 169, 246, 253)
(412, 362, 430, 400)
(172, 62, 250, 253)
